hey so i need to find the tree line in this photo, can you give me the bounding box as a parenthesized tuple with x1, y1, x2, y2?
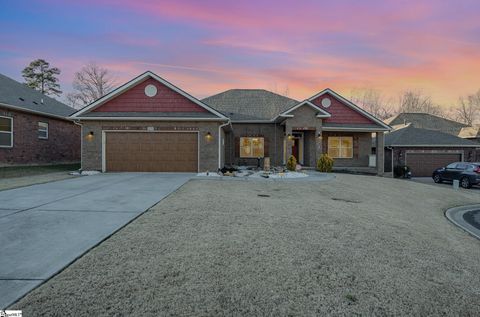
(349, 88, 480, 124)
(20, 59, 480, 125)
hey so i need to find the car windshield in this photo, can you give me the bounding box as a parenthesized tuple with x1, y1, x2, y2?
(446, 163, 458, 168)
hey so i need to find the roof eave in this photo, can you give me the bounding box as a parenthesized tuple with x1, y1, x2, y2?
(322, 126, 390, 132)
(0, 102, 73, 121)
(71, 116, 229, 122)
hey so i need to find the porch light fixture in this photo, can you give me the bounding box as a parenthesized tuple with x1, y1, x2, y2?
(287, 134, 293, 141)
(205, 132, 213, 142)
(86, 131, 95, 142)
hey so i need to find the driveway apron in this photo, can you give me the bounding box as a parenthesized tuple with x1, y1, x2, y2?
(0, 172, 192, 309)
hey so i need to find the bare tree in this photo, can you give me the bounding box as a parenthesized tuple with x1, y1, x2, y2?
(67, 63, 115, 108)
(350, 88, 393, 120)
(396, 90, 444, 117)
(453, 90, 480, 125)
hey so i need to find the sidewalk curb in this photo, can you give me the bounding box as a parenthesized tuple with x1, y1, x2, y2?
(445, 204, 480, 240)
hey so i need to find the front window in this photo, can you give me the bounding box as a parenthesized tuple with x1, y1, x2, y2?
(0, 116, 13, 147)
(328, 136, 353, 158)
(38, 122, 48, 139)
(240, 137, 264, 158)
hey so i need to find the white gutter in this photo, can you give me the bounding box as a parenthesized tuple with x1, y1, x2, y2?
(70, 116, 228, 122)
(218, 119, 231, 169)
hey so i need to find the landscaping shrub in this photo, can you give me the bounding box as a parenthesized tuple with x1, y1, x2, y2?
(316, 154, 334, 172)
(394, 165, 410, 178)
(286, 155, 297, 171)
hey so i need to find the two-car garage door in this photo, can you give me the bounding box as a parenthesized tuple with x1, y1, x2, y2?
(406, 153, 462, 177)
(105, 132, 198, 172)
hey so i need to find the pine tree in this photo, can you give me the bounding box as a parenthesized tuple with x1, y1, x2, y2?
(22, 59, 62, 97)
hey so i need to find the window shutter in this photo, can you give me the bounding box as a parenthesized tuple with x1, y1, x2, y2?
(234, 137, 240, 157)
(353, 136, 359, 159)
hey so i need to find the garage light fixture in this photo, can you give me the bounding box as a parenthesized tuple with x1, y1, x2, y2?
(317, 131, 322, 139)
(86, 131, 94, 141)
(205, 132, 213, 142)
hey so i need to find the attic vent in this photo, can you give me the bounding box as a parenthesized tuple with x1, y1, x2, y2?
(321, 97, 331, 108)
(19, 97, 25, 101)
(144, 84, 158, 97)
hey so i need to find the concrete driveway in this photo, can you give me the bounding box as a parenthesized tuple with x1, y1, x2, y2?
(0, 172, 192, 309)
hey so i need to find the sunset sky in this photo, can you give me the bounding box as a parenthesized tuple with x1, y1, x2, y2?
(1, 0, 479, 107)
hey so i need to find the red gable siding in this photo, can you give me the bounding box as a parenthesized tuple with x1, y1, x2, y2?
(93, 77, 208, 113)
(311, 93, 374, 124)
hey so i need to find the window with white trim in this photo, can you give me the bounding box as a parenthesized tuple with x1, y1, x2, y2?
(328, 136, 353, 158)
(38, 122, 48, 139)
(240, 137, 264, 158)
(0, 116, 13, 147)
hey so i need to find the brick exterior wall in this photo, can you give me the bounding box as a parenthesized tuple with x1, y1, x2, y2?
(80, 120, 221, 172)
(322, 131, 372, 167)
(93, 78, 208, 113)
(227, 112, 374, 169)
(225, 123, 284, 167)
(0, 106, 80, 166)
(311, 92, 374, 124)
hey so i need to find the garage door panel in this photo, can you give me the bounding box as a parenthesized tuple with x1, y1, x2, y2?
(105, 132, 198, 172)
(406, 153, 461, 177)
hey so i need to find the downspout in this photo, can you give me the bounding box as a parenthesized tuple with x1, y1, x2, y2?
(73, 119, 83, 171)
(218, 119, 231, 169)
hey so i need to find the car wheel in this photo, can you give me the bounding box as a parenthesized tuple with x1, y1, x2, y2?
(433, 174, 442, 183)
(460, 177, 472, 189)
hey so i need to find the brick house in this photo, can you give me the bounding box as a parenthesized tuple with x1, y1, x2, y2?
(380, 124, 480, 177)
(71, 71, 390, 174)
(0, 73, 80, 166)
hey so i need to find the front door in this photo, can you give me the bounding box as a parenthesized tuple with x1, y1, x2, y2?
(292, 138, 299, 162)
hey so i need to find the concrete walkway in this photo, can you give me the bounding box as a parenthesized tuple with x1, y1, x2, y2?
(0, 173, 192, 309)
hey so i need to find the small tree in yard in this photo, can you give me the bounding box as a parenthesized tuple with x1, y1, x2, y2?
(22, 59, 62, 96)
(317, 154, 334, 172)
(286, 155, 297, 171)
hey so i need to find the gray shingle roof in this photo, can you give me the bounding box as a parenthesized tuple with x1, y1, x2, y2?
(385, 125, 479, 147)
(0, 73, 75, 117)
(384, 113, 467, 136)
(82, 111, 218, 118)
(202, 89, 298, 121)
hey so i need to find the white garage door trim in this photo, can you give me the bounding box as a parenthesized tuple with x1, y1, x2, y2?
(101, 130, 200, 172)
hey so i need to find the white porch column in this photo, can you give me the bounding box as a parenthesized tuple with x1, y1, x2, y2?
(376, 132, 385, 176)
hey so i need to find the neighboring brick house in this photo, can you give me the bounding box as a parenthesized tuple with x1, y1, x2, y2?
(71, 71, 390, 174)
(380, 113, 480, 176)
(0, 73, 80, 166)
(380, 125, 480, 177)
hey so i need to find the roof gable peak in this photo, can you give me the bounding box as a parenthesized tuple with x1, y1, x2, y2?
(70, 71, 227, 119)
